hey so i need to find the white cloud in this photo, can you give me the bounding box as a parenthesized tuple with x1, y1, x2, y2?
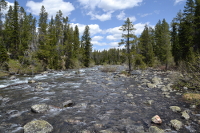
(78, 0, 142, 21)
(78, 0, 143, 11)
(91, 41, 107, 46)
(92, 36, 104, 41)
(88, 11, 113, 21)
(174, 0, 185, 5)
(26, 0, 75, 18)
(140, 13, 152, 17)
(71, 23, 102, 36)
(117, 11, 126, 20)
(116, 11, 136, 22)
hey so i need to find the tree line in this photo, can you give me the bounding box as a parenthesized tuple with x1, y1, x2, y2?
(0, 0, 92, 73)
(92, 0, 200, 72)
(0, 0, 200, 73)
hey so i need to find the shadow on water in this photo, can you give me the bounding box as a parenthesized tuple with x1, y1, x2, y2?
(0, 66, 199, 133)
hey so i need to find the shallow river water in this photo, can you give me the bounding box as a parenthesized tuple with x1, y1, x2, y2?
(0, 66, 200, 133)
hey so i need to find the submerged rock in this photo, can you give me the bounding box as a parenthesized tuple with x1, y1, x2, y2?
(126, 125, 145, 133)
(28, 80, 36, 83)
(170, 119, 183, 131)
(151, 115, 162, 124)
(31, 104, 49, 113)
(152, 76, 161, 85)
(62, 100, 74, 107)
(170, 106, 181, 112)
(149, 126, 164, 133)
(24, 120, 53, 133)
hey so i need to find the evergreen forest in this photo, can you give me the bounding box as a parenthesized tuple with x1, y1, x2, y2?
(0, 0, 200, 75)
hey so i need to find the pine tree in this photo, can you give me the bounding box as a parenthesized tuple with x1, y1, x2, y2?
(139, 25, 154, 66)
(194, 0, 200, 51)
(81, 25, 92, 67)
(0, 0, 7, 37)
(119, 18, 136, 73)
(171, 11, 183, 65)
(73, 25, 80, 58)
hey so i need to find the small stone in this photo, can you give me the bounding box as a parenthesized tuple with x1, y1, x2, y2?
(190, 105, 196, 109)
(181, 111, 190, 120)
(127, 93, 133, 97)
(145, 100, 154, 105)
(183, 87, 188, 90)
(24, 120, 53, 133)
(82, 130, 91, 133)
(152, 76, 161, 85)
(63, 100, 74, 107)
(170, 119, 182, 131)
(151, 115, 162, 124)
(9, 75, 16, 80)
(165, 95, 171, 98)
(170, 106, 181, 112)
(147, 83, 156, 88)
(28, 80, 36, 83)
(198, 120, 200, 125)
(149, 126, 164, 133)
(99, 130, 112, 133)
(31, 104, 49, 113)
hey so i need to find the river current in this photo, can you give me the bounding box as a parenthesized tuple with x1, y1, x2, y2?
(0, 66, 199, 133)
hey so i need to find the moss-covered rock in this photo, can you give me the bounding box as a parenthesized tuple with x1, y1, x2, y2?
(170, 119, 183, 131)
(149, 126, 164, 133)
(24, 120, 53, 133)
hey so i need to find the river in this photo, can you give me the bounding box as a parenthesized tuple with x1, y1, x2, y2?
(0, 66, 199, 133)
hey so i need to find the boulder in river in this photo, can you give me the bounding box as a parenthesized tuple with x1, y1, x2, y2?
(181, 111, 190, 120)
(170, 106, 181, 112)
(151, 115, 162, 124)
(24, 119, 53, 133)
(31, 104, 49, 113)
(62, 100, 74, 107)
(149, 126, 164, 133)
(170, 119, 183, 131)
(9, 75, 16, 80)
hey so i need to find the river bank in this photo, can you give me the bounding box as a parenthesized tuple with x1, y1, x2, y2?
(0, 65, 199, 132)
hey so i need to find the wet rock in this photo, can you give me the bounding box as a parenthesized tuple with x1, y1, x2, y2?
(131, 70, 141, 75)
(0, 95, 3, 100)
(34, 85, 44, 92)
(28, 80, 36, 83)
(126, 125, 145, 133)
(99, 130, 112, 133)
(141, 79, 150, 83)
(62, 100, 74, 107)
(170, 119, 182, 131)
(161, 86, 168, 92)
(170, 106, 181, 112)
(151, 115, 162, 124)
(127, 93, 133, 97)
(198, 120, 200, 125)
(152, 76, 161, 85)
(81, 130, 91, 133)
(149, 126, 164, 133)
(145, 100, 154, 105)
(181, 111, 190, 120)
(165, 95, 171, 98)
(190, 105, 196, 109)
(183, 86, 188, 90)
(9, 75, 16, 80)
(24, 120, 53, 133)
(31, 104, 49, 113)
(147, 83, 156, 88)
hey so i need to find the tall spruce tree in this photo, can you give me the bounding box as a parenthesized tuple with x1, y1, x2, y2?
(194, 0, 200, 51)
(119, 18, 136, 73)
(81, 25, 92, 67)
(0, 0, 7, 37)
(139, 25, 154, 66)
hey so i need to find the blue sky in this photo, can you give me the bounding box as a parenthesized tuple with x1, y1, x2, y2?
(6, 0, 186, 51)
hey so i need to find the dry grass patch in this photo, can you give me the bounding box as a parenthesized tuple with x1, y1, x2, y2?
(100, 65, 117, 72)
(183, 93, 200, 105)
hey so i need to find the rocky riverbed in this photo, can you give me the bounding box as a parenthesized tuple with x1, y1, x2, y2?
(0, 65, 199, 133)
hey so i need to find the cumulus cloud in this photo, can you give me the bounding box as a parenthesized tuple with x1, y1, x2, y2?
(88, 11, 113, 21)
(78, 0, 143, 11)
(71, 23, 102, 36)
(92, 36, 104, 41)
(26, 0, 75, 18)
(174, 0, 185, 5)
(116, 11, 136, 22)
(78, 0, 142, 21)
